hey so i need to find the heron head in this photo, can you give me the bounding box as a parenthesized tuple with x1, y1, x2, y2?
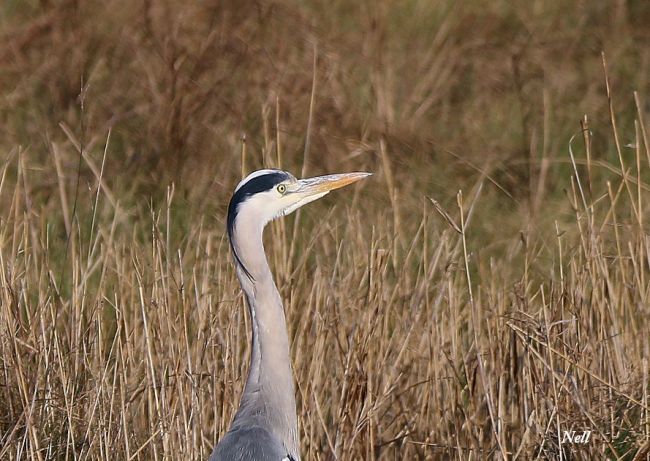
(227, 169, 371, 276)
(228, 168, 371, 230)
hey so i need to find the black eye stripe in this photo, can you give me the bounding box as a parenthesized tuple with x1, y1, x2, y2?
(228, 172, 288, 219)
(227, 171, 290, 279)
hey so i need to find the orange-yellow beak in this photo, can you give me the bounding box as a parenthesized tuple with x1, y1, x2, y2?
(295, 172, 372, 195)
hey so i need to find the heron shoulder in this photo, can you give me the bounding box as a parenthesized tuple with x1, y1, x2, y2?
(209, 425, 297, 461)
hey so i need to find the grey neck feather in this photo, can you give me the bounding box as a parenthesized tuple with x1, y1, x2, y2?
(230, 222, 300, 460)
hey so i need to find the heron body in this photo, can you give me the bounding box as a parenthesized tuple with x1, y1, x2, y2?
(210, 169, 370, 461)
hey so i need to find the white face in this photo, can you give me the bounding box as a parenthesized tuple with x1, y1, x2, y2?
(238, 183, 329, 227)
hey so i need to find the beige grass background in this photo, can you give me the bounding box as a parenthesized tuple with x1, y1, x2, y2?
(1, 0, 650, 459)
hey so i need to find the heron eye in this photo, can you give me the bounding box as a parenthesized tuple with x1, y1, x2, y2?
(277, 184, 287, 194)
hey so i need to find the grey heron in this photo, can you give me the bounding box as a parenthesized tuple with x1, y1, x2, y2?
(210, 168, 371, 461)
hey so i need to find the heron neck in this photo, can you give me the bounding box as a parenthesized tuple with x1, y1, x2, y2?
(230, 228, 300, 458)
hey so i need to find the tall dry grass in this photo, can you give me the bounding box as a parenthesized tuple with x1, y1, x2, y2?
(1, 1, 650, 460)
(1, 94, 650, 459)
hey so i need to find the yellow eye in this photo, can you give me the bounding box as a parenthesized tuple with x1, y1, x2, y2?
(277, 184, 287, 194)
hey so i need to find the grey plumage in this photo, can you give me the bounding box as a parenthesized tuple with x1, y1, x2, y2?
(210, 426, 294, 461)
(210, 169, 370, 461)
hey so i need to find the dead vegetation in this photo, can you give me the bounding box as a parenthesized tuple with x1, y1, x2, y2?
(1, 0, 649, 459)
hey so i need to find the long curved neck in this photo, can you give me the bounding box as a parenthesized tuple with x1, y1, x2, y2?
(229, 222, 300, 459)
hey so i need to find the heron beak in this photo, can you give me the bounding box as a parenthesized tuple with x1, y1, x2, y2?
(280, 172, 371, 217)
(296, 172, 372, 196)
